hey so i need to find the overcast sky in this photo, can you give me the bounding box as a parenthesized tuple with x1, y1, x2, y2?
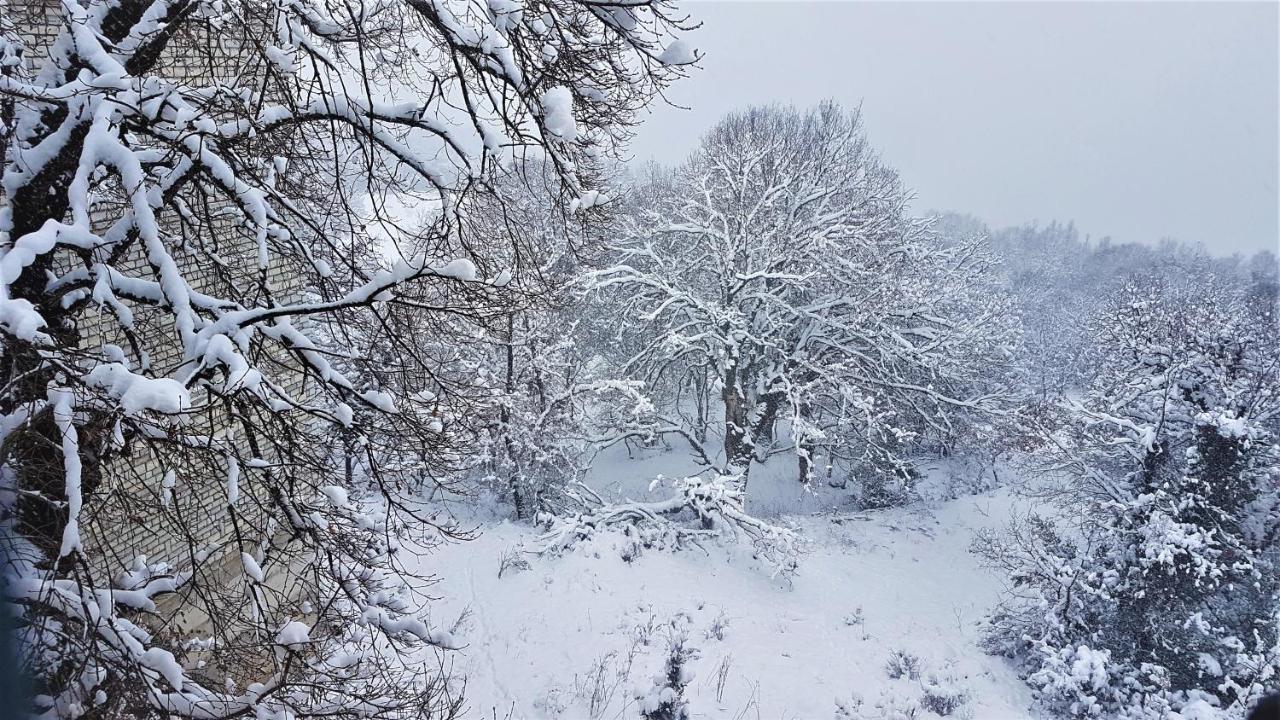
(627, 1, 1279, 257)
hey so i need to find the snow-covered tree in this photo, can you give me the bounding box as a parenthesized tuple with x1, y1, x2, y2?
(978, 274, 1280, 718)
(377, 161, 658, 520)
(593, 103, 1018, 492)
(0, 0, 693, 717)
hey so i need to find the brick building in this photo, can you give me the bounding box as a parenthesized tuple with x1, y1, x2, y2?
(5, 0, 305, 632)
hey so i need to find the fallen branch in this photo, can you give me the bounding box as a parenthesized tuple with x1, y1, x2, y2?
(532, 474, 803, 577)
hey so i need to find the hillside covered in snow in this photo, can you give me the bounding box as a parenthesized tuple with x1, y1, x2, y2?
(413, 446, 1039, 719)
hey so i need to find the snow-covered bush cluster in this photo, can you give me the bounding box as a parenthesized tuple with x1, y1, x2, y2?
(636, 620, 697, 720)
(976, 273, 1280, 719)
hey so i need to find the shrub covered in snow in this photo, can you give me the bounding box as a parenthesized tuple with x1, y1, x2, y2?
(885, 650, 924, 681)
(918, 672, 969, 717)
(637, 622, 697, 720)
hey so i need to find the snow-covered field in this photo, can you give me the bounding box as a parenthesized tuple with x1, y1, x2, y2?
(409, 446, 1040, 719)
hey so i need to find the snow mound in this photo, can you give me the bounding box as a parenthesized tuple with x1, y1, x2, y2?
(540, 86, 578, 141)
(275, 621, 312, 647)
(658, 39, 697, 65)
(84, 363, 190, 416)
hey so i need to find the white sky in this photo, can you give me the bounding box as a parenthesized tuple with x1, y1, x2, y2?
(628, 1, 1279, 257)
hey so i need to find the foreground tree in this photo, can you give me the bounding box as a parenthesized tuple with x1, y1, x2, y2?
(0, 0, 692, 716)
(594, 103, 1017, 493)
(978, 274, 1280, 718)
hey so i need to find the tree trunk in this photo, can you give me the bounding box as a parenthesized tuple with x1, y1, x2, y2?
(721, 372, 749, 477)
(798, 444, 815, 485)
(796, 402, 815, 484)
(693, 370, 709, 445)
(501, 314, 530, 519)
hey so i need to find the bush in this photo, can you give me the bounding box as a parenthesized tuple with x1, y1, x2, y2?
(885, 650, 924, 680)
(637, 624, 697, 720)
(919, 674, 968, 717)
(858, 468, 916, 510)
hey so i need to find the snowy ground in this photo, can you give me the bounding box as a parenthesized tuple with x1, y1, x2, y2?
(408, 445, 1040, 719)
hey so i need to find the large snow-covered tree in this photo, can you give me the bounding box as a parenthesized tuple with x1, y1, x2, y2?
(593, 103, 1017, 491)
(0, 0, 693, 717)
